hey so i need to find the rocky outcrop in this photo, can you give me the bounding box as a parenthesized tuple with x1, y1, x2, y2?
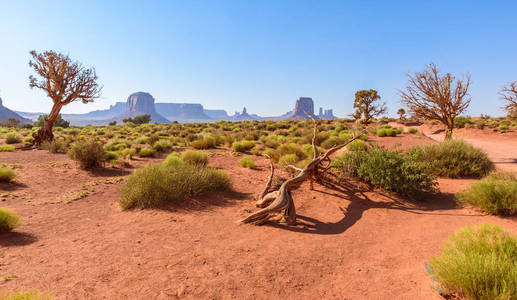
(287, 97, 315, 120)
(155, 103, 211, 121)
(230, 107, 261, 121)
(111, 92, 170, 124)
(0, 97, 32, 124)
(318, 107, 335, 119)
(204, 109, 229, 120)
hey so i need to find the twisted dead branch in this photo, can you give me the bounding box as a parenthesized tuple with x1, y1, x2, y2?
(239, 118, 365, 226)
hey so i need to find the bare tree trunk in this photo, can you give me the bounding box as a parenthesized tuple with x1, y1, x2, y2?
(33, 102, 62, 145)
(445, 127, 453, 139)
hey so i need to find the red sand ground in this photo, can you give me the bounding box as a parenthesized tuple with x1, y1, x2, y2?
(0, 132, 516, 299)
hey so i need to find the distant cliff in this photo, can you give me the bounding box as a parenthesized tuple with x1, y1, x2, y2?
(0, 97, 32, 124)
(111, 92, 170, 124)
(156, 103, 211, 122)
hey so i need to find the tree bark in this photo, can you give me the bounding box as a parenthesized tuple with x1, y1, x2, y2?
(33, 102, 62, 145)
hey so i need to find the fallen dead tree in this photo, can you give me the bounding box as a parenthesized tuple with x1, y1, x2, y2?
(239, 117, 364, 225)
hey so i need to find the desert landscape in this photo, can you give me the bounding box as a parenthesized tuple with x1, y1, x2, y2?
(1, 2, 517, 299)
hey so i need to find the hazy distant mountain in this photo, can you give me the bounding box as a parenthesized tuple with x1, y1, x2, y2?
(0, 97, 32, 123)
(14, 93, 336, 125)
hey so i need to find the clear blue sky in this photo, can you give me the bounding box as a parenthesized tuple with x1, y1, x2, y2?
(1, 0, 516, 117)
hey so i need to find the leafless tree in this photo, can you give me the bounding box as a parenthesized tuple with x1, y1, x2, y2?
(399, 63, 471, 139)
(28, 50, 102, 145)
(500, 81, 517, 118)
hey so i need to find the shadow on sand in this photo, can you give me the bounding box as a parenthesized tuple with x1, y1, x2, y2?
(266, 175, 481, 235)
(0, 232, 38, 247)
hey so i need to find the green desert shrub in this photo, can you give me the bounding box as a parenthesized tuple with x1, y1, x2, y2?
(232, 140, 255, 152)
(190, 136, 216, 149)
(333, 146, 437, 199)
(0, 208, 21, 233)
(279, 153, 299, 166)
(138, 148, 156, 158)
(0, 168, 16, 183)
(68, 139, 106, 169)
(152, 140, 173, 153)
(119, 161, 231, 209)
(429, 224, 517, 300)
(456, 172, 517, 215)
(1, 290, 52, 300)
(409, 139, 494, 178)
(239, 156, 256, 169)
(41, 138, 67, 153)
(0, 145, 15, 152)
(5, 133, 21, 144)
(181, 150, 208, 166)
(376, 128, 397, 137)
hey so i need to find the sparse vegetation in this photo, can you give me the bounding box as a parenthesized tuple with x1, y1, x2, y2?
(0, 208, 21, 233)
(333, 145, 437, 199)
(181, 150, 208, 166)
(0, 290, 52, 300)
(430, 224, 517, 300)
(456, 172, 517, 215)
(239, 156, 256, 169)
(0, 168, 16, 183)
(119, 159, 231, 209)
(68, 139, 106, 169)
(409, 139, 494, 178)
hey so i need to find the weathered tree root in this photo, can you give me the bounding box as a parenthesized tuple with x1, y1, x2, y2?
(239, 117, 364, 226)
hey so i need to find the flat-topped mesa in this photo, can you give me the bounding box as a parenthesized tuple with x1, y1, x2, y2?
(126, 92, 157, 115)
(110, 92, 170, 124)
(288, 97, 315, 120)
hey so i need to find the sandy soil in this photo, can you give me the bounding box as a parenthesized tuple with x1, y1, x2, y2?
(0, 136, 516, 299)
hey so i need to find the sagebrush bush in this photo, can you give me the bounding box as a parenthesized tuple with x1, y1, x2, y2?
(0, 207, 21, 233)
(181, 150, 208, 166)
(409, 139, 494, 178)
(333, 146, 437, 199)
(4, 133, 21, 144)
(456, 172, 517, 215)
(0, 168, 16, 183)
(41, 138, 67, 153)
(430, 224, 517, 300)
(0, 145, 15, 152)
(138, 148, 156, 157)
(119, 161, 231, 209)
(67, 139, 106, 169)
(232, 140, 255, 152)
(239, 156, 256, 169)
(191, 136, 216, 149)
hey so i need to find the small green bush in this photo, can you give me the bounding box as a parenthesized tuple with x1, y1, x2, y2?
(0, 168, 16, 183)
(279, 154, 299, 166)
(430, 224, 517, 300)
(191, 136, 216, 149)
(68, 139, 106, 169)
(119, 162, 231, 209)
(376, 128, 397, 137)
(0, 145, 15, 152)
(0, 208, 21, 233)
(456, 172, 517, 215)
(138, 148, 156, 158)
(152, 140, 173, 153)
(409, 140, 494, 178)
(333, 146, 437, 199)
(5, 133, 21, 144)
(181, 150, 208, 166)
(232, 140, 255, 152)
(41, 138, 67, 153)
(239, 156, 256, 169)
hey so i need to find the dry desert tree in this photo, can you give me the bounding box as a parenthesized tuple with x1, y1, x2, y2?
(353, 89, 387, 124)
(28, 50, 102, 145)
(399, 63, 471, 139)
(239, 115, 364, 226)
(500, 81, 517, 118)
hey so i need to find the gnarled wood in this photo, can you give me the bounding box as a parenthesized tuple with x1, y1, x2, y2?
(239, 122, 365, 226)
